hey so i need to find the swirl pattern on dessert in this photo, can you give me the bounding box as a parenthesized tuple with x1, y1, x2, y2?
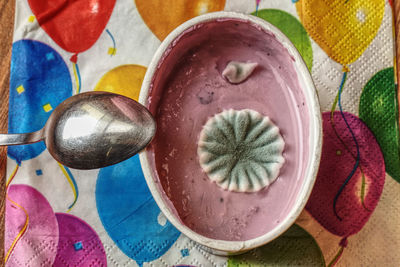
(198, 109, 285, 192)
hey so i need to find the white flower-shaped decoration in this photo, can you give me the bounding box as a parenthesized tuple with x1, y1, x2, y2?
(198, 109, 285, 192)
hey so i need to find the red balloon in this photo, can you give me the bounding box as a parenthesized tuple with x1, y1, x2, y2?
(306, 112, 385, 237)
(28, 0, 116, 54)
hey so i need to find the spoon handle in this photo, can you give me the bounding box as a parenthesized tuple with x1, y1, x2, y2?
(0, 129, 44, 146)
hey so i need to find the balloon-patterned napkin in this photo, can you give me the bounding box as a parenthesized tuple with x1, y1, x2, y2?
(5, 0, 399, 266)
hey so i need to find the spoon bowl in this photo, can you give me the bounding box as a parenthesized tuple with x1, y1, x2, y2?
(1, 91, 156, 169)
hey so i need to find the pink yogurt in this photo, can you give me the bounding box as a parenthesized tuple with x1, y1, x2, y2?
(142, 15, 316, 243)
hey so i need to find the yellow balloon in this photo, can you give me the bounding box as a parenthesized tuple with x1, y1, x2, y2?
(135, 0, 226, 40)
(296, 0, 384, 66)
(94, 65, 147, 101)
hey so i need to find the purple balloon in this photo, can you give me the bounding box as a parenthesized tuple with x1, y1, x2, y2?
(54, 213, 107, 266)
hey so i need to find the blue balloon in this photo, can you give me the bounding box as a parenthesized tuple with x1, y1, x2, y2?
(8, 40, 72, 163)
(96, 155, 180, 266)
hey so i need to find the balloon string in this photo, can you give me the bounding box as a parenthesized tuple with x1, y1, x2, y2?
(5, 164, 30, 264)
(327, 246, 344, 267)
(332, 71, 361, 221)
(328, 237, 348, 267)
(4, 195, 29, 264)
(58, 163, 79, 212)
(6, 164, 19, 188)
(106, 29, 116, 56)
(329, 71, 347, 154)
(72, 62, 82, 94)
(255, 0, 261, 15)
(330, 72, 369, 212)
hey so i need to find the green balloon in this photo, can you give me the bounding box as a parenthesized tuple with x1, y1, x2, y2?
(359, 67, 400, 183)
(252, 9, 313, 71)
(228, 224, 325, 267)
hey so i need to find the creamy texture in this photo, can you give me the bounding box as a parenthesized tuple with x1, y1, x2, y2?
(146, 19, 310, 241)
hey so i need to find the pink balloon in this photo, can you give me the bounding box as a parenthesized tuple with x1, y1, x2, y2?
(53, 213, 107, 266)
(5, 185, 59, 266)
(306, 112, 385, 237)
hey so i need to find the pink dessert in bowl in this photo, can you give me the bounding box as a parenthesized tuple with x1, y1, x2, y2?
(139, 12, 322, 254)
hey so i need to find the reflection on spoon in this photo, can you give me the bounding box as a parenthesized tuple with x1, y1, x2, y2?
(0, 91, 156, 169)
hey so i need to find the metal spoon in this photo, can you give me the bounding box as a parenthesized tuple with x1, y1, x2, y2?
(1, 91, 156, 169)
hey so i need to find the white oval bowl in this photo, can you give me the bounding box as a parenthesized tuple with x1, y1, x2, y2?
(139, 11, 322, 255)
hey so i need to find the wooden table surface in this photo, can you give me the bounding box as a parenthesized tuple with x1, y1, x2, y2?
(0, 0, 14, 263)
(0, 1, 400, 264)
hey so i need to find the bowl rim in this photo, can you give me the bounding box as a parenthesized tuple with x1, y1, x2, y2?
(139, 11, 322, 253)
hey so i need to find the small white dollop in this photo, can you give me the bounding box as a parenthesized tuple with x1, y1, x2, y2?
(157, 212, 167, 226)
(222, 61, 258, 84)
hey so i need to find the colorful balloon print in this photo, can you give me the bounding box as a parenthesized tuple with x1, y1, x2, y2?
(135, 0, 226, 40)
(252, 9, 313, 71)
(28, 0, 116, 54)
(5, 185, 59, 266)
(296, 0, 385, 66)
(53, 213, 107, 266)
(359, 68, 400, 183)
(96, 155, 180, 266)
(306, 112, 385, 237)
(227, 224, 325, 266)
(94, 64, 147, 101)
(8, 40, 72, 163)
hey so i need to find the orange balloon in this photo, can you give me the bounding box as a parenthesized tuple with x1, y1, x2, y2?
(296, 0, 384, 66)
(135, 0, 226, 40)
